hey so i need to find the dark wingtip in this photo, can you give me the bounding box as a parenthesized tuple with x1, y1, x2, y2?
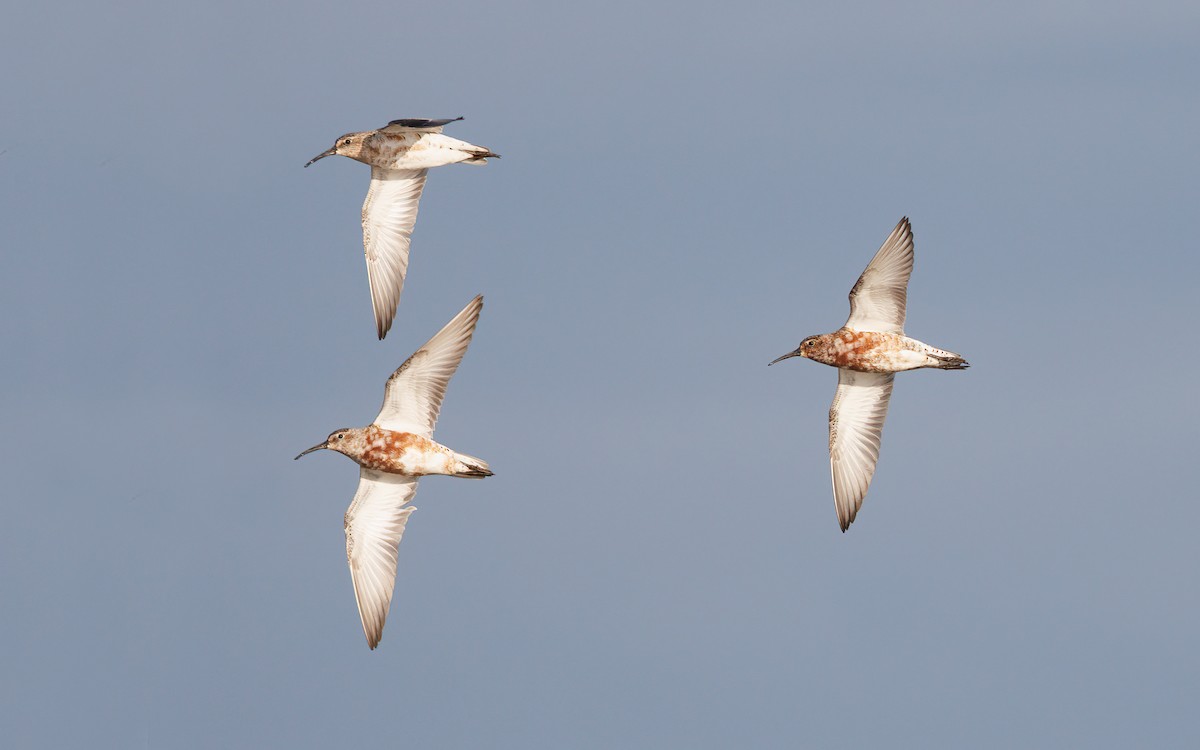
(386, 116, 465, 129)
(839, 510, 854, 532)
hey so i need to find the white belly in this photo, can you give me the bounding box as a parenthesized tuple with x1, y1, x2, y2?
(386, 134, 483, 170)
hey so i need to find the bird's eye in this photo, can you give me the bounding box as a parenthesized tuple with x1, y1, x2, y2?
(342, 139, 352, 145)
(337, 434, 344, 440)
(806, 340, 815, 347)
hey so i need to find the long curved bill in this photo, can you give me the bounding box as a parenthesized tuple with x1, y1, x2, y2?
(304, 147, 336, 168)
(768, 349, 802, 366)
(294, 441, 328, 460)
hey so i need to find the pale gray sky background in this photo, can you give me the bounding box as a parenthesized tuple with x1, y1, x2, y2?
(2, 1, 1199, 747)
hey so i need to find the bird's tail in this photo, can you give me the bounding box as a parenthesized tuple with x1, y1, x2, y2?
(932, 352, 969, 369)
(917, 342, 969, 370)
(452, 452, 493, 478)
(426, 133, 499, 164)
(464, 149, 500, 164)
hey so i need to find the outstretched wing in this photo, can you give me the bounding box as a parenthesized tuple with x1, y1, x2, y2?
(344, 469, 419, 650)
(829, 369, 895, 532)
(373, 296, 483, 437)
(844, 217, 914, 335)
(380, 117, 464, 133)
(361, 167, 428, 339)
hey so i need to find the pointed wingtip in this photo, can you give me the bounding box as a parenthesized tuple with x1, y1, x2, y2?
(458, 295, 484, 321)
(377, 316, 392, 340)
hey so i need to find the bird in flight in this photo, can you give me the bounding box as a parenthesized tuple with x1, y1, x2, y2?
(306, 118, 499, 339)
(295, 296, 492, 648)
(770, 218, 968, 531)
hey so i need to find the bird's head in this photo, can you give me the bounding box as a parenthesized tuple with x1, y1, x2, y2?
(769, 335, 827, 366)
(305, 131, 371, 167)
(294, 427, 362, 460)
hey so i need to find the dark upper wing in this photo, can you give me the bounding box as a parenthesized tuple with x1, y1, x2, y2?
(380, 117, 464, 133)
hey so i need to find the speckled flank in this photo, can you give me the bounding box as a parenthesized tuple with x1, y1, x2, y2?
(358, 425, 456, 476)
(362, 132, 495, 170)
(804, 329, 966, 373)
(830, 330, 890, 370)
(364, 132, 419, 165)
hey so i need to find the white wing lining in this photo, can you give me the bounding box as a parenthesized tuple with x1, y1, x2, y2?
(344, 469, 420, 649)
(361, 167, 428, 339)
(829, 369, 895, 531)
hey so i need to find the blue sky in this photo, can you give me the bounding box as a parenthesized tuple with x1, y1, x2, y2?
(2, 1, 1198, 747)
